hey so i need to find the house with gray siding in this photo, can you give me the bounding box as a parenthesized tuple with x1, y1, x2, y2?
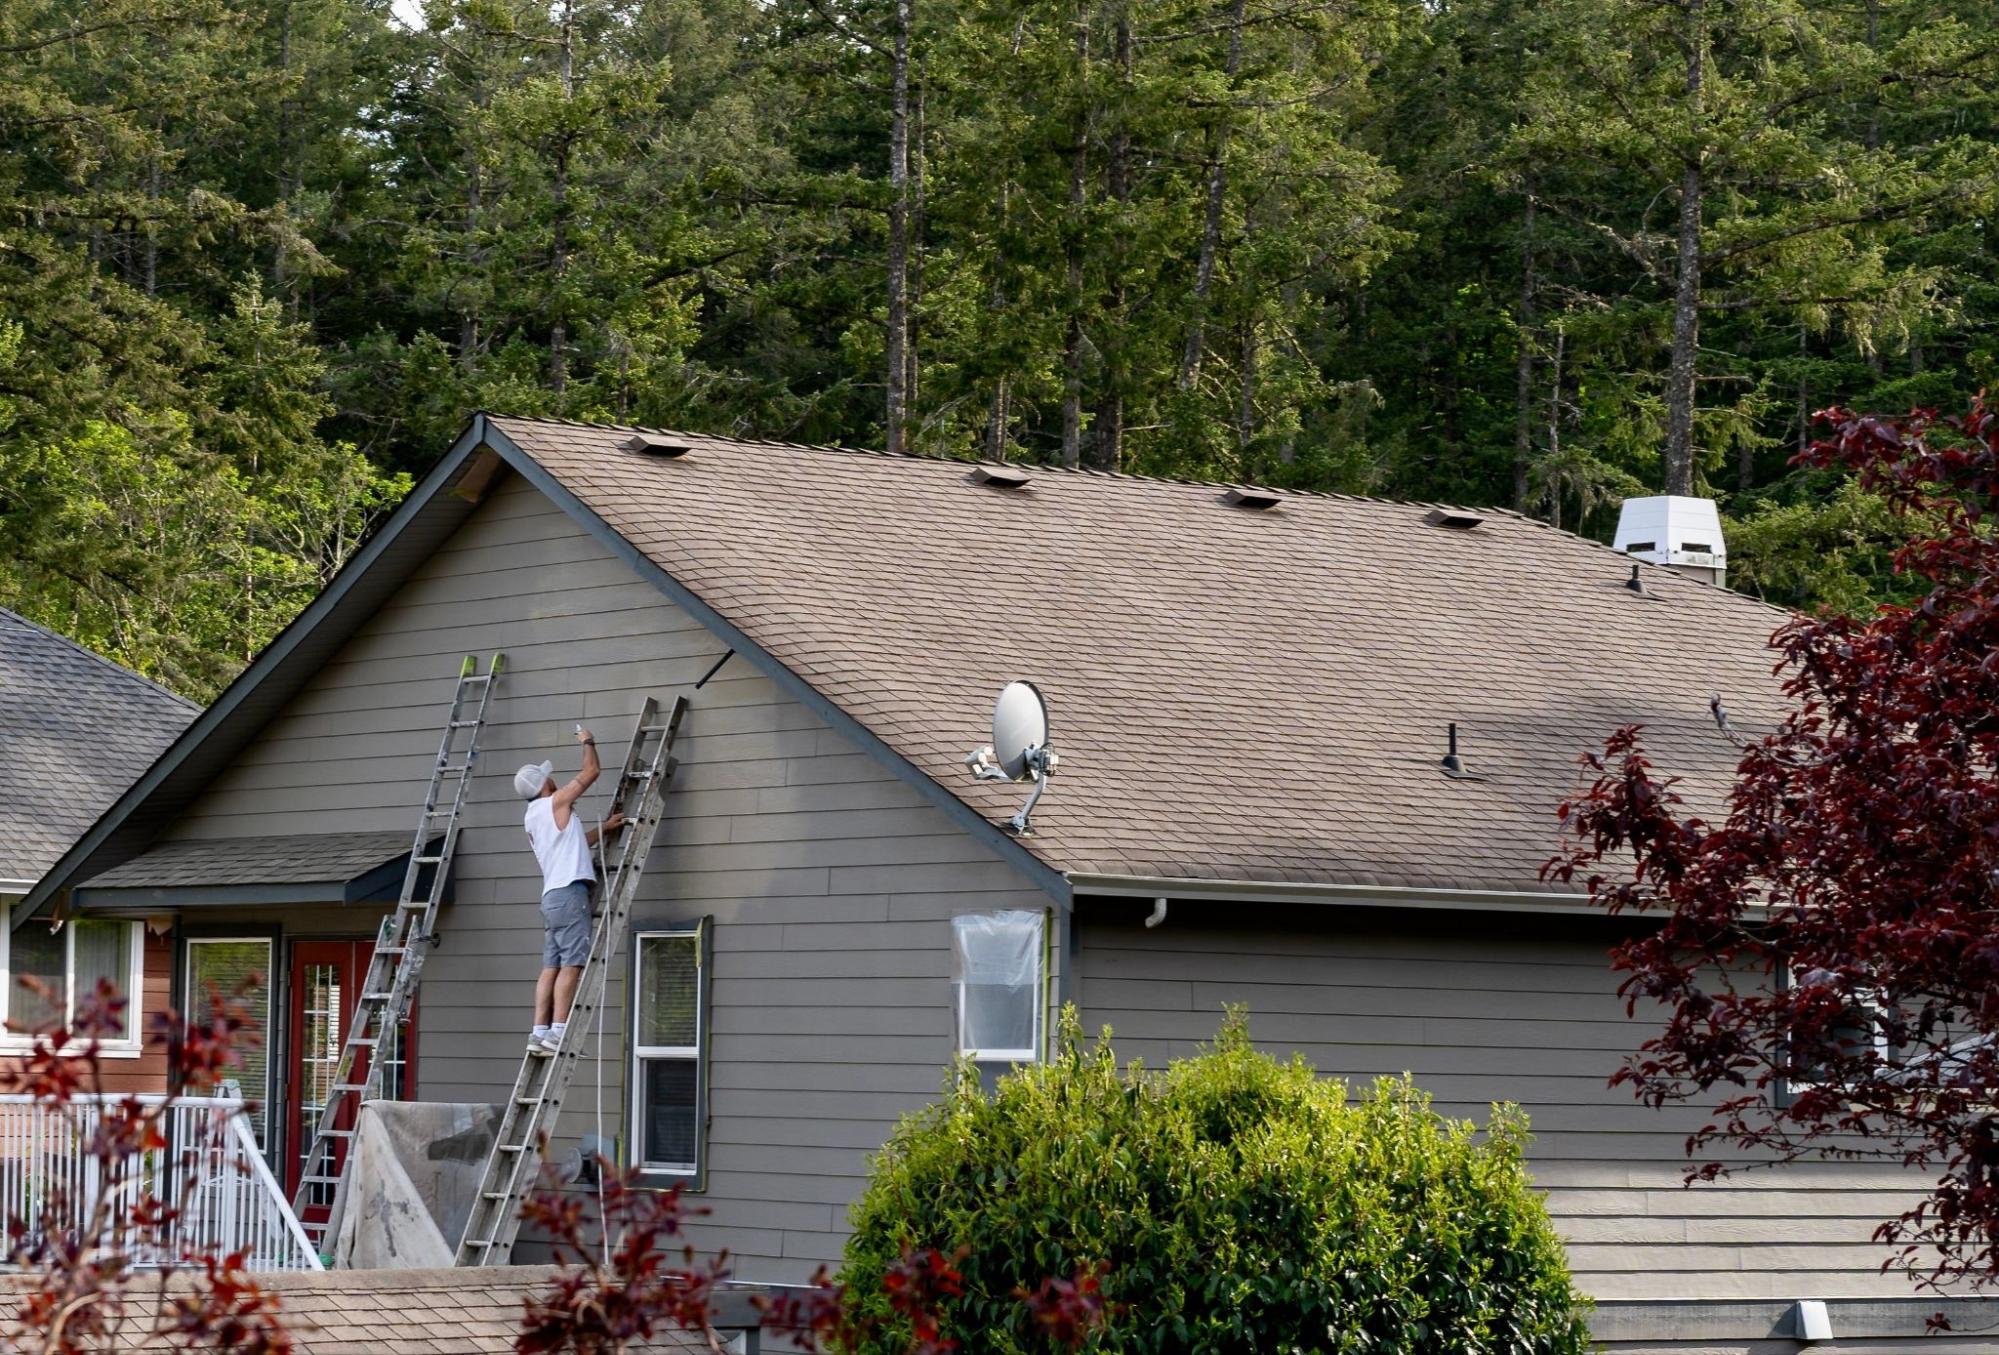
(18, 415, 1993, 1351)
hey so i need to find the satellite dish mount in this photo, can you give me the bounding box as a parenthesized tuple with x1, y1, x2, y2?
(964, 680, 1060, 835)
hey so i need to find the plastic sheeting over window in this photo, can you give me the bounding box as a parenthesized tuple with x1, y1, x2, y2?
(951, 910, 1044, 1059)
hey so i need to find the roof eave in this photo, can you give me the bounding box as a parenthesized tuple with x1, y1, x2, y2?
(1065, 871, 1601, 917)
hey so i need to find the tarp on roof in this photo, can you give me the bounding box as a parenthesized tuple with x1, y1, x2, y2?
(74, 831, 435, 907)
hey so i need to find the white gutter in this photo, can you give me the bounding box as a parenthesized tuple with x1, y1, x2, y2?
(1065, 872, 1601, 917)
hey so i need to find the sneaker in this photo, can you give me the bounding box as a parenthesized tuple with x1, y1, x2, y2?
(530, 1033, 563, 1054)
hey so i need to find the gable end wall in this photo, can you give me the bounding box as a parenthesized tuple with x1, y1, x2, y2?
(159, 472, 1054, 1276)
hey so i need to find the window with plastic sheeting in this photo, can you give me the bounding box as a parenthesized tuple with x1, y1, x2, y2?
(0, 910, 144, 1054)
(951, 911, 1046, 1063)
(629, 925, 707, 1178)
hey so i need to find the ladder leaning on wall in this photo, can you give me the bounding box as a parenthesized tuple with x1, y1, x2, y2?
(291, 653, 504, 1249)
(454, 693, 688, 1267)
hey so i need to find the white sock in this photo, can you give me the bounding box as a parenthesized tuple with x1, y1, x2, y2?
(532, 1025, 550, 1040)
(547, 1022, 567, 1042)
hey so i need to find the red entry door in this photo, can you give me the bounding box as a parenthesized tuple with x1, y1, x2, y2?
(284, 939, 418, 1222)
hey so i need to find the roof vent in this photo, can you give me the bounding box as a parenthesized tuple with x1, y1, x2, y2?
(1439, 722, 1480, 779)
(626, 434, 692, 459)
(1424, 508, 1484, 530)
(972, 464, 1030, 490)
(1614, 495, 1727, 587)
(1224, 487, 1283, 510)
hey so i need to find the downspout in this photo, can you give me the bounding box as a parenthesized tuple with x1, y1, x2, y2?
(1144, 897, 1168, 928)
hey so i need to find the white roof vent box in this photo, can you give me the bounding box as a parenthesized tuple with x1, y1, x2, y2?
(1614, 495, 1728, 587)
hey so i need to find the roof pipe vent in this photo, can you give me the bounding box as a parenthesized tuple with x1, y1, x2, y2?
(1625, 564, 1646, 595)
(1440, 723, 1474, 778)
(1224, 487, 1283, 511)
(1614, 495, 1727, 587)
(1424, 508, 1484, 530)
(626, 434, 693, 459)
(972, 464, 1030, 490)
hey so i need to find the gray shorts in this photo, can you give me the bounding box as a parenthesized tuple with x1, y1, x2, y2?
(540, 881, 594, 968)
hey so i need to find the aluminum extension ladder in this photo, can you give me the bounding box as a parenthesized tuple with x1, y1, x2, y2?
(454, 694, 687, 1266)
(292, 653, 504, 1246)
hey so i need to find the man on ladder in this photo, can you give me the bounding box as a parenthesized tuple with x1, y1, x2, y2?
(513, 726, 624, 1054)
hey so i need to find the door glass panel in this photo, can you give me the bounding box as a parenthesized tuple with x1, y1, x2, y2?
(297, 962, 341, 1207)
(186, 940, 272, 1145)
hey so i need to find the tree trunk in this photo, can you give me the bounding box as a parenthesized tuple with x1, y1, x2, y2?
(884, 0, 914, 454)
(1512, 187, 1537, 512)
(1060, 5, 1089, 469)
(1088, 4, 1131, 473)
(1236, 312, 1257, 454)
(906, 65, 926, 417)
(1178, 0, 1247, 391)
(988, 377, 1011, 462)
(1547, 325, 1566, 532)
(1661, 0, 1706, 498)
(549, 0, 576, 397)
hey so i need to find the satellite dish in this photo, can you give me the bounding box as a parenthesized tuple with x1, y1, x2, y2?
(964, 680, 1060, 834)
(990, 681, 1049, 781)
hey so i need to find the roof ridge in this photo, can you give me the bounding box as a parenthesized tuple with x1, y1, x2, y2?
(485, 412, 1538, 517)
(0, 607, 201, 711)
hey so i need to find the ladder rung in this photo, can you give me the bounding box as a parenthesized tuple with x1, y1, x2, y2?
(360, 992, 393, 1003)
(497, 1143, 526, 1153)
(347, 1037, 379, 1048)
(299, 1175, 342, 1187)
(330, 1084, 366, 1095)
(411, 855, 444, 865)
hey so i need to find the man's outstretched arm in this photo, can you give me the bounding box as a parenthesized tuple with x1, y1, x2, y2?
(551, 727, 601, 828)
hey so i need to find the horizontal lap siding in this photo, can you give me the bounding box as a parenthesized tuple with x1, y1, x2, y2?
(160, 474, 1053, 1279)
(1075, 900, 1933, 1304)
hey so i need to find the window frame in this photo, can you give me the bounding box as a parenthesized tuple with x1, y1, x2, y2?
(1776, 962, 1899, 1106)
(626, 921, 711, 1187)
(952, 910, 1048, 1066)
(0, 901, 145, 1058)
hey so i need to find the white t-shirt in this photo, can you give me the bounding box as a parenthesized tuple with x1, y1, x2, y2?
(524, 797, 595, 896)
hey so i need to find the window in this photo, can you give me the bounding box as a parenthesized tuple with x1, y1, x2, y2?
(951, 911, 1046, 1064)
(186, 939, 273, 1146)
(0, 907, 144, 1054)
(630, 926, 707, 1178)
(1778, 963, 1901, 1104)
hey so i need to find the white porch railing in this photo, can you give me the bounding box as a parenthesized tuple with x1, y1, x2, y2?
(0, 1094, 322, 1272)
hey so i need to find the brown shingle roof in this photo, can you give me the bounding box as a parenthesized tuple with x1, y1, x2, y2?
(487, 416, 1794, 896)
(0, 1266, 713, 1352)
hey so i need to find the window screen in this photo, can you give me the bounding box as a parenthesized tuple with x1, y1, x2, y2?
(632, 930, 705, 1175)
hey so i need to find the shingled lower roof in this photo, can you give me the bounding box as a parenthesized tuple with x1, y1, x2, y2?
(484, 415, 1795, 896)
(76, 831, 433, 907)
(0, 609, 197, 886)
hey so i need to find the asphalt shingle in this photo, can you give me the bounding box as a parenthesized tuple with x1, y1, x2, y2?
(84, 831, 423, 889)
(0, 609, 198, 885)
(490, 414, 1797, 895)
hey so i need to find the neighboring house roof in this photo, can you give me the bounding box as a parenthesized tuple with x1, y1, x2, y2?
(0, 1265, 722, 1352)
(20, 413, 1797, 919)
(0, 608, 198, 887)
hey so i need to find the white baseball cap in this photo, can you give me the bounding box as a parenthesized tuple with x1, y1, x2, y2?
(513, 760, 555, 799)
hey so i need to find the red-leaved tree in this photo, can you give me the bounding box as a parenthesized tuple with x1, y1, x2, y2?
(0, 976, 291, 1353)
(1548, 399, 1999, 1289)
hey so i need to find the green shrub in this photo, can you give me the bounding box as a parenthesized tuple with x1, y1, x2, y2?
(840, 1010, 1592, 1354)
